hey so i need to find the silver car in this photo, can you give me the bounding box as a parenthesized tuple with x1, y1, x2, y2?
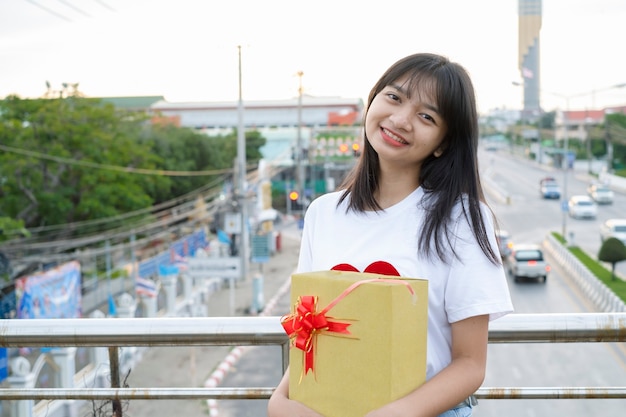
(600, 219, 626, 245)
(588, 184, 614, 204)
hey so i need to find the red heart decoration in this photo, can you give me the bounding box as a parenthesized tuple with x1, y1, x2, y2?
(330, 263, 360, 272)
(331, 261, 400, 277)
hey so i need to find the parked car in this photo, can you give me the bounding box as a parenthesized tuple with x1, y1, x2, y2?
(495, 230, 513, 258)
(505, 244, 550, 283)
(600, 218, 626, 245)
(587, 183, 614, 204)
(539, 177, 561, 199)
(567, 195, 597, 219)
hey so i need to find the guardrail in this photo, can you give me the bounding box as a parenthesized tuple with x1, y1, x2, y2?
(1, 313, 626, 405)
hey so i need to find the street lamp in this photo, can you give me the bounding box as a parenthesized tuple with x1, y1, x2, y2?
(236, 45, 249, 283)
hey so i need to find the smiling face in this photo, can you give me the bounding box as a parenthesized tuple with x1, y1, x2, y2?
(364, 75, 447, 175)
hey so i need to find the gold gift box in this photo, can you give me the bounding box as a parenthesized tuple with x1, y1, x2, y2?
(285, 269, 428, 417)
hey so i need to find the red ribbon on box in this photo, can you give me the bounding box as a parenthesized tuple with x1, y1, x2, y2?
(281, 294, 351, 376)
(281, 261, 415, 377)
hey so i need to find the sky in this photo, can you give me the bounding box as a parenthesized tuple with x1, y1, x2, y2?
(2, 0, 626, 115)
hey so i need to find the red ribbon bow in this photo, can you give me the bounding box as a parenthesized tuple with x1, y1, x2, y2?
(282, 261, 408, 376)
(281, 295, 352, 375)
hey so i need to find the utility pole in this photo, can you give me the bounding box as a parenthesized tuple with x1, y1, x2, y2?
(296, 71, 305, 213)
(237, 45, 249, 282)
(561, 98, 570, 241)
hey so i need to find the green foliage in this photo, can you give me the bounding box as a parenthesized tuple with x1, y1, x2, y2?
(0, 95, 159, 228)
(551, 231, 566, 244)
(553, 232, 626, 302)
(137, 126, 267, 205)
(598, 237, 626, 280)
(0, 217, 30, 242)
(0, 96, 269, 238)
(598, 237, 626, 263)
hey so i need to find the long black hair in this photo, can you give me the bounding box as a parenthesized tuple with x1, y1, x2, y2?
(338, 53, 500, 265)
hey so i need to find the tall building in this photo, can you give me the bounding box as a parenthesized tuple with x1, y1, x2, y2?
(518, 0, 542, 120)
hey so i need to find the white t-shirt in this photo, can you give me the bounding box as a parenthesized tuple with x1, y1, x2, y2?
(297, 187, 514, 380)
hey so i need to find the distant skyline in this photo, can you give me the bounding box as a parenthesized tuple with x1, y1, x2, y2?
(2, 0, 626, 114)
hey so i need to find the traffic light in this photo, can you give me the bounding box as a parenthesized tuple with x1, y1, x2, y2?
(289, 190, 300, 211)
(338, 143, 349, 154)
(352, 142, 361, 157)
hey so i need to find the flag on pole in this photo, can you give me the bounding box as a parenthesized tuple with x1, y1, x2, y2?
(135, 276, 158, 298)
(108, 294, 117, 317)
(170, 249, 188, 271)
(522, 67, 534, 79)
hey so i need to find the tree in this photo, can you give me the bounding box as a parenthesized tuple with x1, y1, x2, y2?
(0, 94, 270, 242)
(598, 237, 626, 281)
(139, 125, 267, 205)
(0, 95, 162, 230)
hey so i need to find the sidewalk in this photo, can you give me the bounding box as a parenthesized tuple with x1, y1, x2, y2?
(89, 223, 301, 417)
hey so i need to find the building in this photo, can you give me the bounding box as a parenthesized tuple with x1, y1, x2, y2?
(518, 0, 542, 120)
(150, 95, 364, 164)
(98, 94, 363, 165)
(555, 106, 626, 142)
(149, 95, 362, 131)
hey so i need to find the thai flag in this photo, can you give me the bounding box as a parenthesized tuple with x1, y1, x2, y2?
(135, 277, 158, 298)
(170, 249, 188, 271)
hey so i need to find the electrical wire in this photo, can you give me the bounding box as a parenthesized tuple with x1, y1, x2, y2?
(0, 143, 234, 177)
(56, 0, 92, 18)
(24, 0, 73, 22)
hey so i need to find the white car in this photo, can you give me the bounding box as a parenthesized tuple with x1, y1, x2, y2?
(587, 184, 614, 204)
(568, 195, 598, 219)
(505, 244, 550, 283)
(600, 219, 626, 245)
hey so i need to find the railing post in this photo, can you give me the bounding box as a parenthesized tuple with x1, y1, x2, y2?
(50, 347, 78, 417)
(7, 357, 35, 417)
(115, 293, 139, 378)
(139, 293, 158, 318)
(182, 271, 193, 304)
(160, 274, 178, 316)
(89, 310, 110, 388)
(116, 293, 137, 319)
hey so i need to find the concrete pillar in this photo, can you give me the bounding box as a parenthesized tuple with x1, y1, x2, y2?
(182, 272, 193, 304)
(160, 274, 178, 316)
(139, 293, 158, 318)
(251, 272, 265, 314)
(50, 347, 78, 417)
(7, 357, 35, 417)
(88, 310, 110, 388)
(50, 347, 77, 389)
(116, 292, 137, 318)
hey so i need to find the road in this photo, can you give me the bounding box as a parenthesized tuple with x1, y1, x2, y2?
(476, 147, 626, 416)
(215, 147, 626, 417)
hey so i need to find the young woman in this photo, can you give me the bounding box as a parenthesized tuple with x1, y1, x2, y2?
(268, 52, 513, 417)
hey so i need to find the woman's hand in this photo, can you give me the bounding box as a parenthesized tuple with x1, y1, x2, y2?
(268, 396, 325, 417)
(364, 403, 404, 417)
(268, 368, 324, 417)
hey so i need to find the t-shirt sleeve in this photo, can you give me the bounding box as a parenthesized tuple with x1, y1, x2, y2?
(444, 205, 514, 323)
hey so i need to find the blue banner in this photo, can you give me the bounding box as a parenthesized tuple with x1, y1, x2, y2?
(15, 261, 82, 319)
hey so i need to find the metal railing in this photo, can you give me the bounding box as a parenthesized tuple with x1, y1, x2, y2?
(1, 313, 626, 402)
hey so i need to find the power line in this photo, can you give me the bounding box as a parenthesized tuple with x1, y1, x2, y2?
(56, 0, 92, 18)
(0, 143, 233, 177)
(25, 0, 73, 22)
(92, 0, 116, 12)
